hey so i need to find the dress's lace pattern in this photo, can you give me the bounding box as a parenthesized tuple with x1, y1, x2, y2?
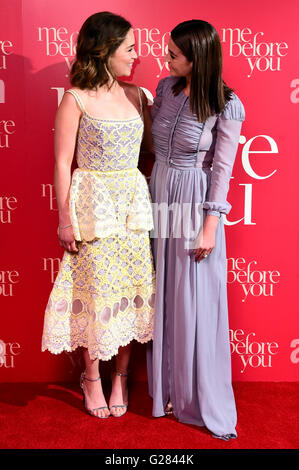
(42, 234, 155, 360)
(77, 114, 143, 171)
(42, 89, 155, 360)
(70, 167, 153, 242)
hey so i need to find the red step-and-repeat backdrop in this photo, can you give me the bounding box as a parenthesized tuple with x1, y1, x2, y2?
(1, 0, 298, 382)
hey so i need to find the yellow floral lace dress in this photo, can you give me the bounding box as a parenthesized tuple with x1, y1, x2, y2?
(42, 88, 155, 360)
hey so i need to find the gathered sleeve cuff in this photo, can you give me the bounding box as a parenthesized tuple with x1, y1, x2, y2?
(202, 201, 232, 218)
(203, 94, 245, 217)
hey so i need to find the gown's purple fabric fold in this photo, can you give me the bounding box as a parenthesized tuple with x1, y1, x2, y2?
(146, 76, 245, 439)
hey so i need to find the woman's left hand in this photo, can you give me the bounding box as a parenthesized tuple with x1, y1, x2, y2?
(193, 214, 219, 263)
(193, 230, 215, 262)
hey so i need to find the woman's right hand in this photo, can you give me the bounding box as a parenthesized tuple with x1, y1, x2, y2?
(58, 225, 78, 252)
(54, 91, 82, 254)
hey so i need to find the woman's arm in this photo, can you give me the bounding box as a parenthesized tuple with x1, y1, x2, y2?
(140, 78, 165, 154)
(140, 89, 154, 154)
(194, 96, 245, 262)
(54, 92, 81, 252)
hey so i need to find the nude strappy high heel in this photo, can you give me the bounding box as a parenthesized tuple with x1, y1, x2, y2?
(80, 371, 110, 419)
(165, 400, 173, 415)
(109, 371, 129, 418)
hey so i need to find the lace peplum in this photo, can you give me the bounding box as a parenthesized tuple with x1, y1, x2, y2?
(70, 167, 153, 241)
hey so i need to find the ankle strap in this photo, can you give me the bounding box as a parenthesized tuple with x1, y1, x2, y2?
(114, 371, 128, 377)
(81, 371, 101, 382)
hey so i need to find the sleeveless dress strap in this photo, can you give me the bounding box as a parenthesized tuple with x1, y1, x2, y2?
(65, 89, 86, 112)
(137, 87, 144, 121)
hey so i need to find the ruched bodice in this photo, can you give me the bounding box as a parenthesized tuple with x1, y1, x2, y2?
(151, 76, 245, 216)
(152, 92, 205, 166)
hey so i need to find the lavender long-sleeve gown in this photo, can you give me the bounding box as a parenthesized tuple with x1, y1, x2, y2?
(146, 76, 245, 440)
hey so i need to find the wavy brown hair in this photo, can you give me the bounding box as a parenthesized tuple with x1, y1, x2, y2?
(70, 12, 132, 90)
(171, 20, 233, 122)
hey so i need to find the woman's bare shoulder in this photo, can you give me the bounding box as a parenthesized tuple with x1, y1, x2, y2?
(58, 87, 85, 115)
(119, 80, 139, 96)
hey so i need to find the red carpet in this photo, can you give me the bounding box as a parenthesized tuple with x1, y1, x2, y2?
(0, 381, 298, 449)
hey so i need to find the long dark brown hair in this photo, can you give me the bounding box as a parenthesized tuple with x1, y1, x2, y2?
(70, 12, 132, 90)
(171, 20, 233, 122)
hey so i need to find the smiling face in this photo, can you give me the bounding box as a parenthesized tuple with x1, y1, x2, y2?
(166, 37, 193, 78)
(109, 28, 137, 77)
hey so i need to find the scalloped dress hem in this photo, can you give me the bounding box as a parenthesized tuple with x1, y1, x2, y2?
(42, 332, 154, 362)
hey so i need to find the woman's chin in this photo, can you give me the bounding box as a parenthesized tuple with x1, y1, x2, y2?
(123, 68, 133, 77)
(115, 69, 132, 78)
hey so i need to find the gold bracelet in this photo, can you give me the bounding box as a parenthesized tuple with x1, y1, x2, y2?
(59, 223, 72, 230)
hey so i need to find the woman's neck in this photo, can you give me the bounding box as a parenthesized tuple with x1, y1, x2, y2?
(94, 79, 122, 96)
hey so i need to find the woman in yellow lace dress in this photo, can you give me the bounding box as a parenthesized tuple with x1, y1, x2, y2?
(41, 12, 155, 418)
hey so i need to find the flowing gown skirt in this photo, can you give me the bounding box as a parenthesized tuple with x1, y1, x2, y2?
(147, 160, 237, 438)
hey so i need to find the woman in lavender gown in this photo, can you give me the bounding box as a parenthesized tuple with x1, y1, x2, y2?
(147, 20, 245, 440)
